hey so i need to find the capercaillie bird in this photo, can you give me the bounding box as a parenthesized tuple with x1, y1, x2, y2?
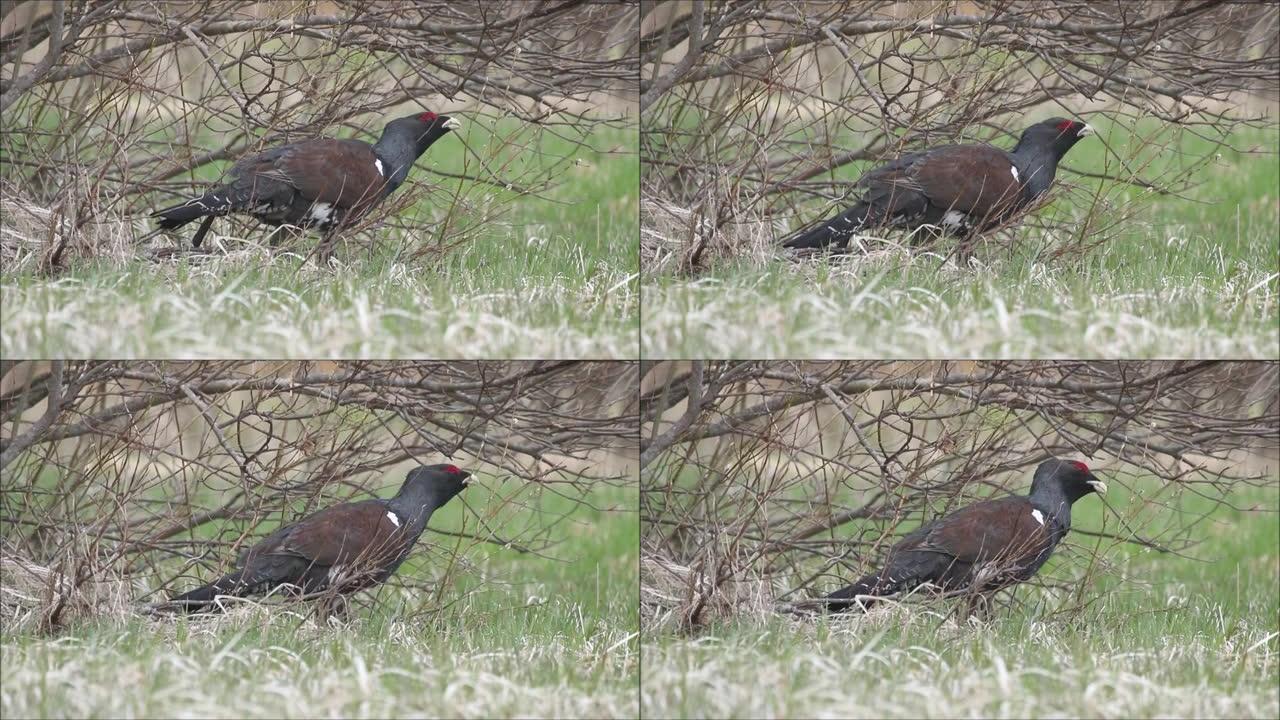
(165, 464, 469, 614)
(151, 111, 460, 257)
(782, 118, 1093, 259)
(818, 458, 1106, 615)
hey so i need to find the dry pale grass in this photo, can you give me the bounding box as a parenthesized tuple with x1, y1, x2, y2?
(0, 226, 639, 358)
(640, 252, 1279, 358)
(0, 196, 139, 270)
(640, 607, 1280, 719)
(0, 187, 463, 271)
(2, 610, 639, 719)
(640, 555, 780, 634)
(1, 281, 636, 358)
(640, 196, 783, 273)
(0, 550, 143, 634)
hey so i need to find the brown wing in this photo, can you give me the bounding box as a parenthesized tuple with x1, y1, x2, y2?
(235, 138, 388, 215)
(263, 500, 409, 570)
(908, 145, 1025, 222)
(848, 148, 924, 207)
(913, 496, 1053, 568)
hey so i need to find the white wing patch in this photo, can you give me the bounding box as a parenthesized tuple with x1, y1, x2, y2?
(375, 158, 385, 177)
(1031, 509, 1045, 526)
(385, 510, 400, 527)
(1010, 165, 1020, 182)
(941, 210, 967, 229)
(308, 202, 334, 223)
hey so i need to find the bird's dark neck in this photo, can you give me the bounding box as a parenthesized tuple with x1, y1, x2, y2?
(373, 133, 422, 190)
(386, 489, 447, 538)
(1009, 140, 1063, 199)
(1029, 490, 1072, 536)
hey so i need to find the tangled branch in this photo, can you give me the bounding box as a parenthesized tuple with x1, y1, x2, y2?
(640, 360, 1278, 631)
(640, 0, 1279, 271)
(0, 360, 639, 631)
(0, 0, 640, 268)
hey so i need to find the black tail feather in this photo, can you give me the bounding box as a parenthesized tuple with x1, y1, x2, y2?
(822, 573, 900, 613)
(152, 188, 238, 246)
(167, 570, 247, 613)
(153, 198, 213, 230)
(135, 193, 222, 247)
(782, 203, 870, 251)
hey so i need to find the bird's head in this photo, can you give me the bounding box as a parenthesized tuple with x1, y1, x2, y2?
(1032, 457, 1107, 504)
(406, 110, 461, 134)
(1020, 117, 1093, 159)
(379, 111, 461, 160)
(403, 463, 471, 506)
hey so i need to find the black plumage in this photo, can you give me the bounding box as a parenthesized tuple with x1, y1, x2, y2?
(167, 464, 469, 614)
(820, 458, 1106, 614)
(152, 111, 460, 251)
(782, 118, 1093, 256)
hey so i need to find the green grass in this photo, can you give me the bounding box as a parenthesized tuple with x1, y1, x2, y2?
(640, 474, 1280, 719)
(0, 117, 638, 358)
(641, 117, 1280, 358)
(1, 482, 640, 719)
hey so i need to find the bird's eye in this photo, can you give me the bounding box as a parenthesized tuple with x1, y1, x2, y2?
(1070, 460, 1089, 472)
(444, 464, 460, 474)
(420, 112, 438, 122)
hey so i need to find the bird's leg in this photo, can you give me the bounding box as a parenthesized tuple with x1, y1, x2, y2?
(909, 225, 941, 253)
(315, 239, 334, 266)
(313, 229, 340, 266)
(266, 224, 303, 253)
(957, 583, 995, 623)
(313, 596, 331, 623)
(328, 593, 352, 621)
(315, 593, 351, 623)
(264, 225, 285, 249)
(951, 231, 978, 266)
(974, 593, 995, 621)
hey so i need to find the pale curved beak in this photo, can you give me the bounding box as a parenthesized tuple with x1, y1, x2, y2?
(1088, 478, 1107, 494)
(1077, 123, 1094, 138)
(443, 117, 462, 131)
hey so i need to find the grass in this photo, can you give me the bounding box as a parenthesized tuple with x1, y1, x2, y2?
(0, 117, 639, 358)
(640, 470, 1280, 719)
(0, 482, 640, 719)
(641, 116, 1280, 358)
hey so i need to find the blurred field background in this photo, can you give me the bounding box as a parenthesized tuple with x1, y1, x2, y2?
(0, 2, 640, 357)
(639, 1, 1279, 358)
(1, 361, 640, 718)
(639, 360, 1279, 719)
